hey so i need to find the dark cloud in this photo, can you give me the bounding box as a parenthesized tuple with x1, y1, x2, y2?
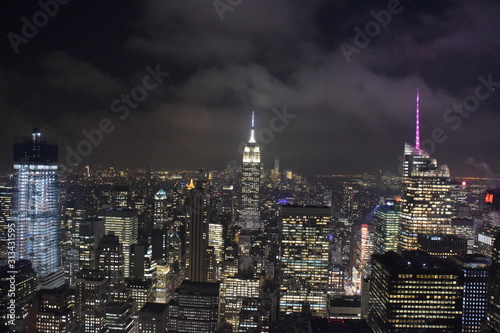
(0, 0, 499, 176)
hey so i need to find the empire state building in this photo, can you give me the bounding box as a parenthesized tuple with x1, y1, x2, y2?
(240, 111, 261, 230)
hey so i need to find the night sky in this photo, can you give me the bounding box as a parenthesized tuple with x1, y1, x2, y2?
(1, 0, 500, 177)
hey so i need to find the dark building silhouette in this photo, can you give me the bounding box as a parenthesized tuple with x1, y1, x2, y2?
(186, 184, 209, 282)
(369, 251, 463, 332)
(167, 280, 220, 332)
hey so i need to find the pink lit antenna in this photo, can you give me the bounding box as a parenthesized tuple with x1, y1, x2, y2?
(415, 89, 420, 150)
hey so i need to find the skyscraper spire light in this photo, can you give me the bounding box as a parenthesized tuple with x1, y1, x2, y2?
(415, 88, 420, 151)
(248, 111, 256, 143)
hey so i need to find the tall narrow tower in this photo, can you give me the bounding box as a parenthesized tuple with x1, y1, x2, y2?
(12, 129, 61, 280)
(240, 111, 261, 230)
(399, 91, 453, 251)
(186, 183, 209, 282)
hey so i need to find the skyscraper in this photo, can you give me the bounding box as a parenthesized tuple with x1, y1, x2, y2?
(186, 183, 209, 282)
(75, 269, 107, 333)
(167, 281, 220, 333)
(0, 260, 37, 331)
(98, 208, 138, 278)
(153, 189, 167, 230)
(399, 91, 453, 251)
(447, 254, 490, 333)
(208, 222, 224, 281)
(27, 285, 74, 333)
(352, 221, 374, 292)
(96, 233, 125, 292)
(219, 274, 260, 329)
(374, 200, 400, 254)
(138, 302, 169, 333)
(280, 205, 332, 317)
(78, 218, 106, 270)
(369, 251, 463, 332)
(240, 111, 261, 230)
(12, 129, 62, 282)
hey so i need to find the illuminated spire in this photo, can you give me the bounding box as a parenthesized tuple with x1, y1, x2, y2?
(248, 111, 256, 143)
(415, 89, 420, 150)
(187, 179, 195, 190)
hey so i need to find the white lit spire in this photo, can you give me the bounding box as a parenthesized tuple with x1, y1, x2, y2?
(248, 111, 256, 143)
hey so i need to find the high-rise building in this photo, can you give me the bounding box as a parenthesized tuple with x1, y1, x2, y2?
(328, 264, 345, 296)
(219, 275, 260, 329)
(209, 222, 224, 281)
(280, 206, 332, 317)
(75, 269, 107, 333)
(153, 189, 168, 230)
(0, 260, 37, 332)
(126, 279, 154, 313)
(417, 234, 468, 259)
(167, 280, 220, 333)
(352, 221, 374, 292)
(12, 129, 62, 281)
(399, 91, 453, 251)
(486, 233, 500, 332)
(27, 285, 74, 333)
(186, 183, 209, 282)
(96, 233, 125, 292)
(109, 185, 130, 208)
(477, 212, 500, 259)
(368, 251, 463, 332)
(130, 243, 156, 281)
(447, 254, 490, 333)
(154, 261, 182, 304)
(98, 208, 138, 278)
(138, 302, 168, 333)
(374, 200, 400, 254)
(78, 218, 106, 270)
(451, 218, 475, 253)
(237, 297, 271, 332)
(240, 111, 261, 230)
(105, 302, 135, 333)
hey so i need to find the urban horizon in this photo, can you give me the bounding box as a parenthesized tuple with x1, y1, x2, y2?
(2, 1, 500, 333)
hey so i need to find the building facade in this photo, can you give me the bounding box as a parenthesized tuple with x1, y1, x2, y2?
(240, 111, 261, 230)
(369, 251, 463, 332)
(374, 200, 400, 254)
(280, 205, 332, 317)
(12, 129, 61, 279)
(399, 92, 453, 251)
(98, 208, 138, 278)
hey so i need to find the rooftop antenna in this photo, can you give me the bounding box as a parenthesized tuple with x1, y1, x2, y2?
(249, 111, 256, 143)
(415, 89, 420, 150)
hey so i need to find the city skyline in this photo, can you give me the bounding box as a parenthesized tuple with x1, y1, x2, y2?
(1, 1, 500, 177)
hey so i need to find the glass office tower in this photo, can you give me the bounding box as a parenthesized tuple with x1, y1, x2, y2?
(12, 129, 61, 278)
(280, 205, 332, 317)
